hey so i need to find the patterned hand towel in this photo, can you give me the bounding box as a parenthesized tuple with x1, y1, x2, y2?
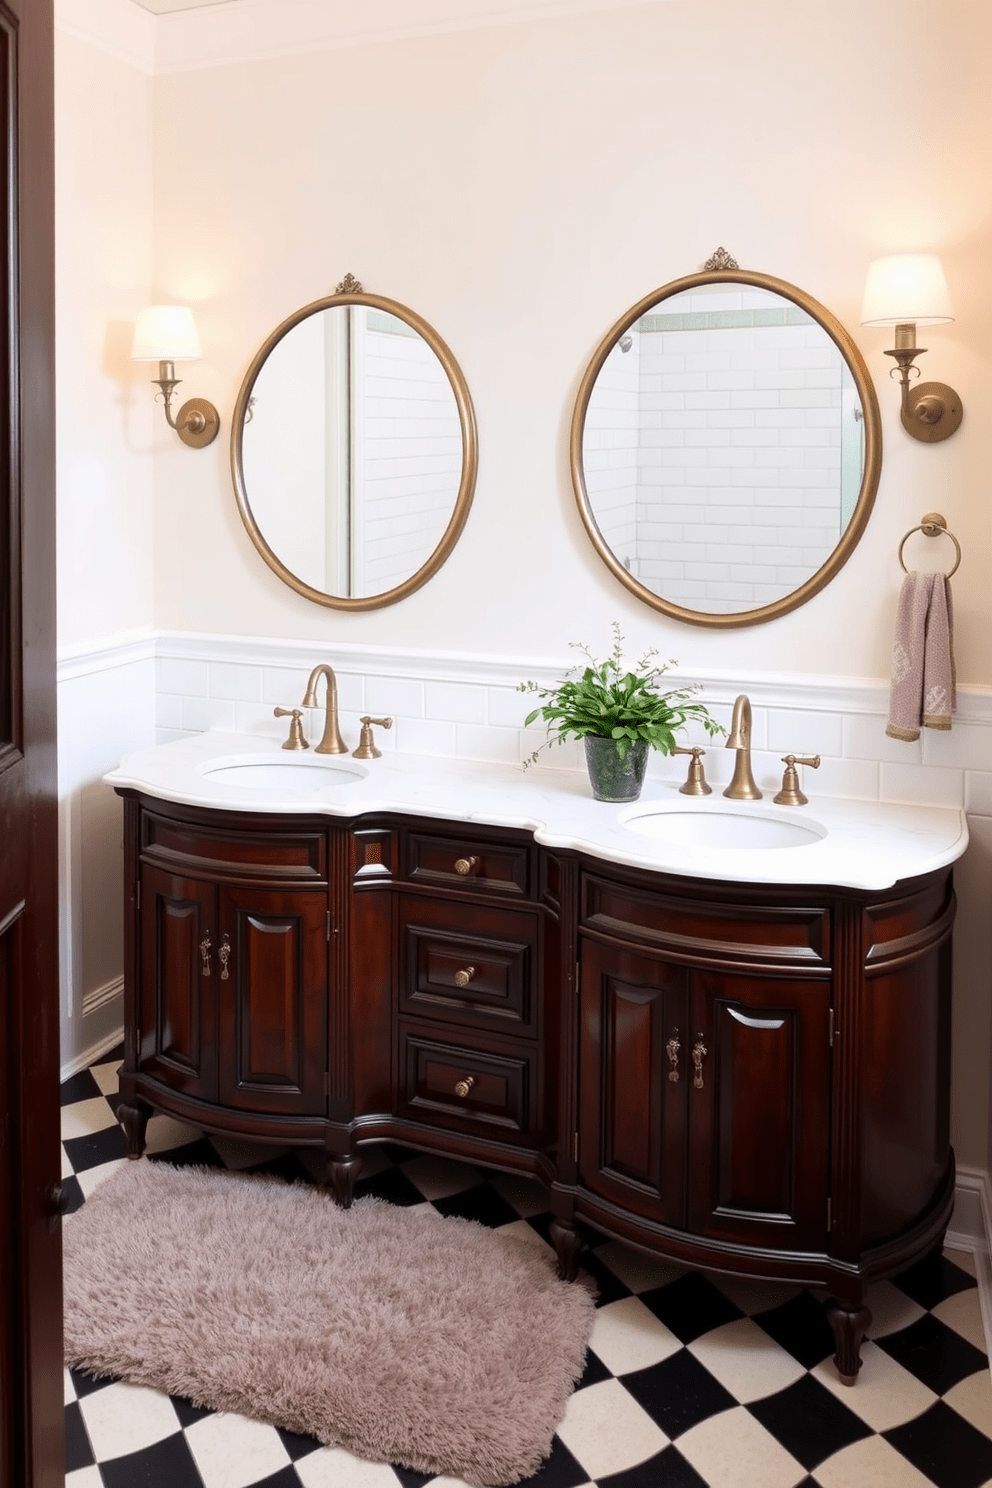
(886, 571, 956, 740)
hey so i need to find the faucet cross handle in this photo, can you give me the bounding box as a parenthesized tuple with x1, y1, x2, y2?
(274, 707, 308, 751)
(673, 745, 711, 796)
(353, 716, 393, 760)
(774, 754, 820, 807)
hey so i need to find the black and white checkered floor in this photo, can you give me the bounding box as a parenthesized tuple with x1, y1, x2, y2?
(62, 1047, 992, 1488)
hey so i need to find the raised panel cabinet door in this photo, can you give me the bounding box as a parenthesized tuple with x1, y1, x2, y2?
(217, 886, 328, 1115)
(139, 866, 219, 1100)
(686, 971, 831, 1251)
(578, 942, 689, 1227)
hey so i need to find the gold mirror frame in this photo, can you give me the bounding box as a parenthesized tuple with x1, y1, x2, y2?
(570, 269, 883, 628)
(231, 287, 478, 612)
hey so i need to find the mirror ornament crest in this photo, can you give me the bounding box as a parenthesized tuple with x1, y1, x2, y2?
(570, 259, 882, 628)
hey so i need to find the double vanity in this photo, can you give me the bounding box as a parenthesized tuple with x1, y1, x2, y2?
(107, 724, 967, 1383)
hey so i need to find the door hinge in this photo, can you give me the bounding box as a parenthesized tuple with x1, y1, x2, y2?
(575, 961, 580, 993)
(136, 879, 141, 909)
(326, 911, 332, 942)
(573, 1131, 579, 1163)
(829, 1008, 835, 1047)
(827, 1196, 832, 1230)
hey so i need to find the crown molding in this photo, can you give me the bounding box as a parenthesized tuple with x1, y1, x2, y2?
(58, 0, 671, 77)
(55, 0, 156, 72)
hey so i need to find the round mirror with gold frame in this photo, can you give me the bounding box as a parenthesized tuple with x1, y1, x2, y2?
(232, 280, 478, 611)
(570, 264, 882, 628)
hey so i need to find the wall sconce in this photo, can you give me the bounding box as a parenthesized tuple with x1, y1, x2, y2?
(860, 254, 962, 442)
(131, 305, 220, 449)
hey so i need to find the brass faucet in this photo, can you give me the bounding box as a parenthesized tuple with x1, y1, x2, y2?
(302, 664, 347, 755)
(723, 694, 762, 800)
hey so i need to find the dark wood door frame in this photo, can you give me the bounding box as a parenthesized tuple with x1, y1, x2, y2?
(0, 0, 63, 1482)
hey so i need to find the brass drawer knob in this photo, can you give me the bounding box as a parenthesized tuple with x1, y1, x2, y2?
(454, 856, 480, 876)
(454, 965, 476, 988)
(454, 1076, 476, 1099)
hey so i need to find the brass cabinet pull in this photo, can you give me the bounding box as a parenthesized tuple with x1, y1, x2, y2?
(666, 1030, 681, 1083)
(219, 933, 231, 982)
(454, 1076, 476, 1098)
(454, 965, 476, 988)
(199, 934, 212, 977)
(692, 1036, 707, 1089)
(454, 856, 479, 876)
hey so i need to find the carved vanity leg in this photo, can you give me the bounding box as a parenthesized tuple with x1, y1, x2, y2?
(826, 1298, 873, 1385)
(550, 1218, 582, 1282)
(326, 1154, 362, 1209)
(117, 1100, 151, 1159)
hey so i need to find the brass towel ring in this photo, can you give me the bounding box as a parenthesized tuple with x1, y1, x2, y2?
(898, 512, 961, 577)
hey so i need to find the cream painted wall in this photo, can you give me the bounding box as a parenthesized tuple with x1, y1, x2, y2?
(146, 0, 992, 685)
(55, 29, 158, 1067)
(56, 27, 155, 648)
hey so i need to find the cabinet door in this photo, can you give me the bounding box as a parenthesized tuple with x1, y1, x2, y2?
(578, 942, 689, 1227)
(217, 886, 328, 1116)
(138, 866, 218, 1100)
(687, 971, 830, 1251)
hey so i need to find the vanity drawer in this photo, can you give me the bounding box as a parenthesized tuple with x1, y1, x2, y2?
(404, 829, 531, 898)
(397, 1022, 536, 1142)
(397, 897, 538, 1033)
(141, 808, 327, 883)
(581, 871, 830, 966)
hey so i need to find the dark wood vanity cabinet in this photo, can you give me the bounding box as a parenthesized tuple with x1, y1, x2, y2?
(115, 791, 957, 1383)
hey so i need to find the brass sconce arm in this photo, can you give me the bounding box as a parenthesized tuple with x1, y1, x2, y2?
(150, 358, 220, 449)
(883, 324, 962, 443)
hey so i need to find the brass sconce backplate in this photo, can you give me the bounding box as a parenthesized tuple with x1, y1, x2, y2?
(901, 380, 963, 443)
(175, 396, 221, 449)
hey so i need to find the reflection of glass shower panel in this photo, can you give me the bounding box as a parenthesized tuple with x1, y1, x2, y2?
(323, 306, 352, 596)
(840, 364, 863, 532)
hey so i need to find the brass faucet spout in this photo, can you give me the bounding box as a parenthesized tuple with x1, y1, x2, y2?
(302, 663, 348, 755)
(723, 694, 762, 800)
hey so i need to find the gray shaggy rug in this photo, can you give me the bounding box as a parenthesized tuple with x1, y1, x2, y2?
(63, 1160, 595, 1486)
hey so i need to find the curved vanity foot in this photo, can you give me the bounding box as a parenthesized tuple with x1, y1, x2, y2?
(550, 1218, 583, 1282)
(117, 1100, 151, 1159)
(326, 1154, 362, 1209)
(826, 1298, 873, 1384)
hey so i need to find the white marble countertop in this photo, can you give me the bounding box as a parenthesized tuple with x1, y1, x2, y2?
(104, 730, 969, 892)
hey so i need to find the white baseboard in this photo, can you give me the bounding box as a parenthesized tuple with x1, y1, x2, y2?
(82, 975, 124, 1017)
(60, 1025, 124, 1083)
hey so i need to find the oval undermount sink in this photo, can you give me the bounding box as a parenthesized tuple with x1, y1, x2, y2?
(199, 756, 367, 792)
(620, 804, 826, 850)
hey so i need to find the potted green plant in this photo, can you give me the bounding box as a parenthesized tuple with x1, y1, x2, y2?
(518, 623, 723, 803)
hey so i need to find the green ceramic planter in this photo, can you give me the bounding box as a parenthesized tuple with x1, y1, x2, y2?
(583, 736, 649, 803)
